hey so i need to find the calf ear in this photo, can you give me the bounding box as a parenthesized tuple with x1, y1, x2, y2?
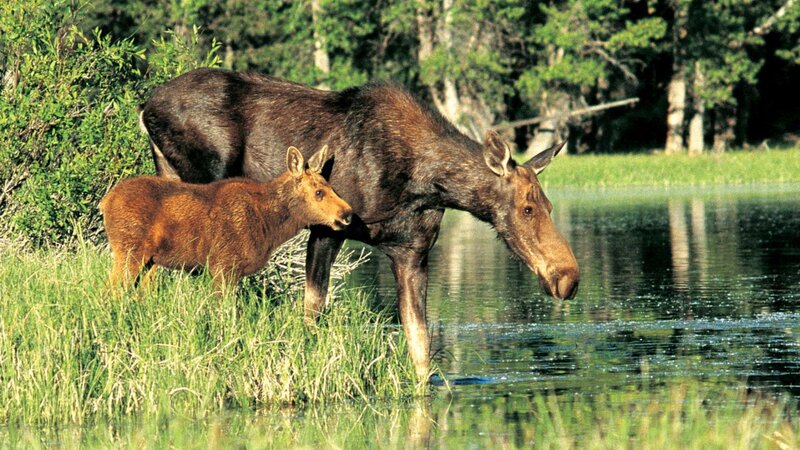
(307, 144, 330, 173)
(286, 146, 305, 178)
(523, 140, 566, 175)
(483, 130, 511, 177)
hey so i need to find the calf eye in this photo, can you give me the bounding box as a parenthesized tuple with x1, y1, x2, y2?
(523, 206, 533, 216)
(315, 189, 324, 200)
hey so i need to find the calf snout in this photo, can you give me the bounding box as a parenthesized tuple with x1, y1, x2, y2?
(333, 209, 353, 229)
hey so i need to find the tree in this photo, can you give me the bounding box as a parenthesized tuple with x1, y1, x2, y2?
(415, 0, 524, 140)
(665, 0, 800, 153)
(517, 0, 666, 156)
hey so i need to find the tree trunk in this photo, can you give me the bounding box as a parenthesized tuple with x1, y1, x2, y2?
(525, 92, 570, 158)
(666, 69, 687, 154)
(665, 0, 688, 154)
(312, 0, 330, 90)
(525, 44, 570, 158)
(688, 63, 705, 155)
(415, 0, 495, 141)
(223, 5, 234, 70)
(713, 106, 737, 152)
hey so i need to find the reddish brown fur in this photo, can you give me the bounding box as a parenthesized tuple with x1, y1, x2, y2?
(100, 146, 352, 290)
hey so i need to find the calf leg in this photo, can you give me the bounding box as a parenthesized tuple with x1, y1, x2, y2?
(108, 248, 149, 289)
(304, 226, 345, 323)
(209, 264, 241, 297)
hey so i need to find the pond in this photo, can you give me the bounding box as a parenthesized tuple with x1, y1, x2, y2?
(350, 185, 800, 400)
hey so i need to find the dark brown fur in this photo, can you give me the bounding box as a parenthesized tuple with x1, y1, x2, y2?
(100, 146, 352, 290)
(139, 69, 580, 380)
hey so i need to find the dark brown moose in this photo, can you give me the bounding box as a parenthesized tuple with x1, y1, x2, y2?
(101, 145, 353, 291)
(139, 68, 580, 381)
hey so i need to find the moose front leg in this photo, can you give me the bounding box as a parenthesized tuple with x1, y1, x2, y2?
(387, 248, 432, 383)
(304, 226, 345, 324)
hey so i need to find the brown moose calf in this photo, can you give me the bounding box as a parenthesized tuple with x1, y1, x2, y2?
(100, 145, 352, 291)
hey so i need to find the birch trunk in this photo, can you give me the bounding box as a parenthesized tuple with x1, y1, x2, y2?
(415, 0, 495, 141)
(525, 92, 570, 158)
(312, 0, 330, 90)
(665, 0, 688, 154)
(688, 63, 705, 155)
(525, 44, 570, 158)
(666, 70, 687, 154)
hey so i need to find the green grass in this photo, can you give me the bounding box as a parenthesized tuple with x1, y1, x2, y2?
(0, 242, 416, 426)
(1, 384, 797, 449)
(538, 148, 800, 188)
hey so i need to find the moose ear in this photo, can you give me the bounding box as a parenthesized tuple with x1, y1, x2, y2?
(307, 144, 330, 174)
(483, 129, 511, 177)
(286, 146, 305, 178)
(523, 140, 567, 175)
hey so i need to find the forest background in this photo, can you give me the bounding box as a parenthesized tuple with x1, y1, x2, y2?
(1, 0, 799, 245)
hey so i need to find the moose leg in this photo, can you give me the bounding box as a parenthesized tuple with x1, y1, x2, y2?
(109, 248, 148, 289)
(386, 248, 432, 383)
(304, 226, 345, 323)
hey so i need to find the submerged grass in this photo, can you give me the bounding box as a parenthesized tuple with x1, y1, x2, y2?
(539, 147, 800, 188)
(1, 383, 797, 449)
(0, 242, 416, 426)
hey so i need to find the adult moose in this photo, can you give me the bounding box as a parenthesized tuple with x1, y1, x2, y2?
(139, 68, 580, 381)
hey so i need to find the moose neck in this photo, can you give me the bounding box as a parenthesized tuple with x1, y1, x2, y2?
(253, 174, 307, 251)
(430, 139, 503, 223)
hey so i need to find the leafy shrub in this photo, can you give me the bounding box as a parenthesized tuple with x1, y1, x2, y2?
(0, 0, 219, 246)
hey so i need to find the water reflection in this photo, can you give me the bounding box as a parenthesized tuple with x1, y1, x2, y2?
(348, 186, 800, 398)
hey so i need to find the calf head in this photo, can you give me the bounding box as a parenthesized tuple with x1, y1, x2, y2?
(482, 130, 580, 300)
(286, 145, 353, 230)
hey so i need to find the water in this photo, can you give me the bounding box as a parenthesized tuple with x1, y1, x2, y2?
(350, 185, 800, 398)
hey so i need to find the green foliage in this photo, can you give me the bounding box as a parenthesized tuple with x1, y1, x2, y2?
(517, 0, 667, 104)
(685, 1, 767, 109)
(0, 0, 218, 246)
(418, 0, 523, 106)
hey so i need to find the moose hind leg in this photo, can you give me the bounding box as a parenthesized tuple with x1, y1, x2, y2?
(109, 248, 149, 289)
(303, 227, 345, 324)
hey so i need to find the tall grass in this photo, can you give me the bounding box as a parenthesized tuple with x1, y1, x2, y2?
(0, 239, 416, 425)
(538, 148, 800, 188)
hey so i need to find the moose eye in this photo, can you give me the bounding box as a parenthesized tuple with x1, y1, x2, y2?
(523, 206, 533, 216)
(315, 189, 324, 200)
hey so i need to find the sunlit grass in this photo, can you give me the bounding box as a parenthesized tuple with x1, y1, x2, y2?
(0, 242, 416, 426)
(538, 147, 800, 188)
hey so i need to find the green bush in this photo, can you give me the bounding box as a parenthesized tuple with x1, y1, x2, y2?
(0, 0, 219, 246)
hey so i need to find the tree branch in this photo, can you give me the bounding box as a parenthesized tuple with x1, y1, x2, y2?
(492, 97, 640, 131)
(589, 46, 638, 83)
(750, 0, 798, 37)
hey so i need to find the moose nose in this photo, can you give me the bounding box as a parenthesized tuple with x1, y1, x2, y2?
(558, 276, 579, 300)
(542, 269, 580, 300)
(339, 211, 352, 226)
